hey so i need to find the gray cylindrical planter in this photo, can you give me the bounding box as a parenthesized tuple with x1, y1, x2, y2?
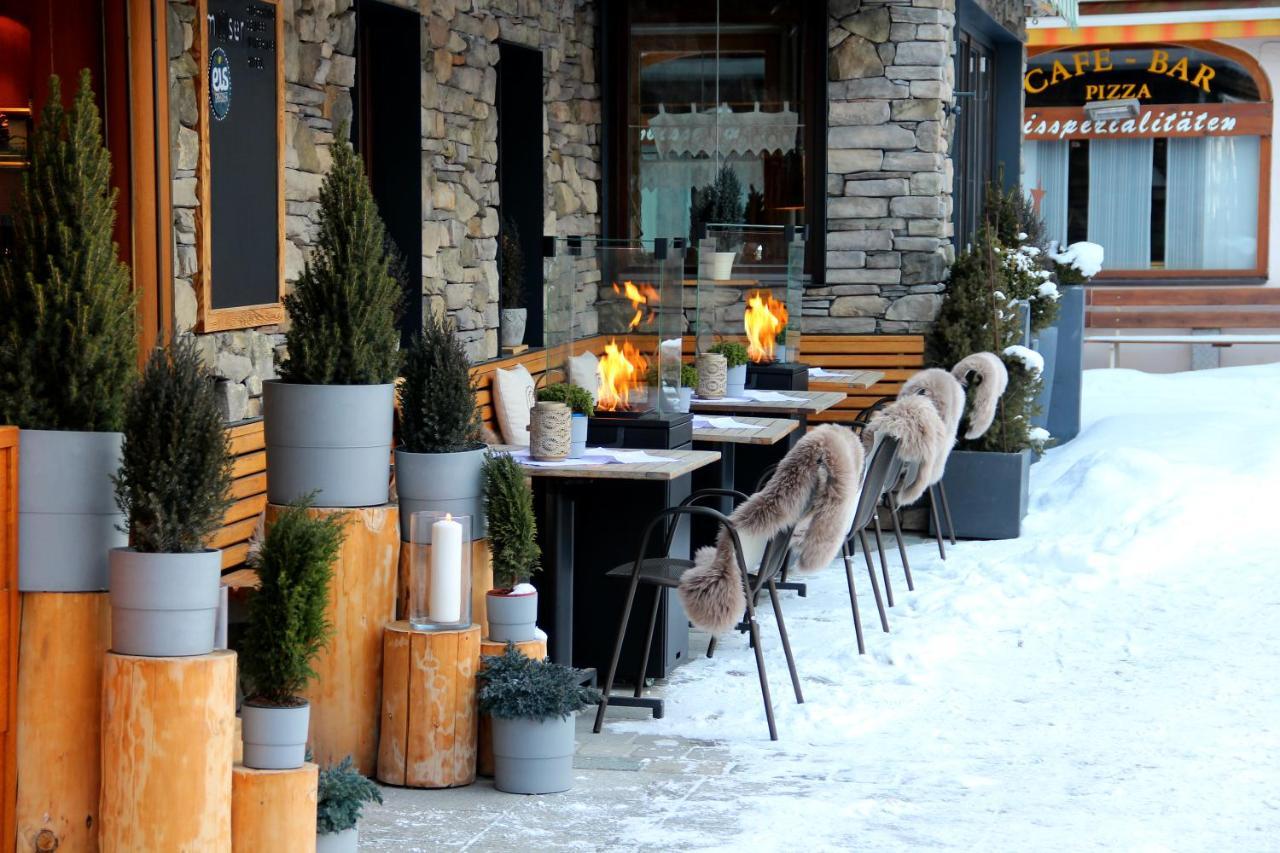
(501, 309, 527, 347)
(263, 381, 394, 508)
(241, 701, 311, 770)
(1048, 285, 1085, 444)
(317, 828, 358, 853)
(491, 714, 575, 794)
(725, 364, 747, 397)
(933, 449, 1031, 540)
(487, 590, 538, 643)
(568, 415, 588, 458)
(109, 548, 222, 656)
(17, 429, 126, 591)
(395, 446, 486, 541)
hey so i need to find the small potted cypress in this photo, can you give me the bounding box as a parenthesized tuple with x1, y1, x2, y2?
(478, 644, 600, 794)
(265, 130, 401, 508)
(239, 499, 343, 769)
(707, 341, 749, 397)
(316, 755, 383, 853)
(499, 215, 527, 348)
(535, 383, 593, 458)
(482, 452, 540, 643)
(110, 340, 232, 656)
(692, 165, 745, 280)
(395, 313, 485, 541)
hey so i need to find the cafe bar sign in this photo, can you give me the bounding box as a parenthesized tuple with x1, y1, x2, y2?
(1023, 102, 1272, 141)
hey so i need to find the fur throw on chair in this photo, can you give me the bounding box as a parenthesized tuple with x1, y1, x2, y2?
(866, 396, 952, 506)
(678, 424, 863, 634)
(898, 368, 966, 440)
(950, 352, 1008, 439)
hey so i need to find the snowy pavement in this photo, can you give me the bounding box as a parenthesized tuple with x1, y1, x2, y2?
(361, 365, 1280, 852)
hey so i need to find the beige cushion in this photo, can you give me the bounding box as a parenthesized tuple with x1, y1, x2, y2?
(568, 351, 600, 403)
(493, 364, 536, 445)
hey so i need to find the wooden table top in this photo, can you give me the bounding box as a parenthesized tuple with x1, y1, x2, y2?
(689, 389, 845, 416)
(490, 446, 721, 481)
(808, 369, 885, 389)
(692, 415, 799, 446)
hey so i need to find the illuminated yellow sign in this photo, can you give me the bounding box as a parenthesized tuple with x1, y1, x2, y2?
(1024, 49, 1216, 100)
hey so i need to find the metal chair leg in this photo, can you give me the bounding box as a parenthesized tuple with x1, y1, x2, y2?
(872, 514, 894, 608)
(841, 540, 866, 655)
(593, 574, 641, 734)
(928, 484, 947, 560)
(746, 615, 778, 741)
(633, 586, 661, 698)
(706, 636, 718, 658)
(767, 580, 803, 704)
(890, 504, 915, 592)
(858, 530, 890, 633)
(937, 481, 958, 545)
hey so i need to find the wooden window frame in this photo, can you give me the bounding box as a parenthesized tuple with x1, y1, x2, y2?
(193, 0, 286, 332)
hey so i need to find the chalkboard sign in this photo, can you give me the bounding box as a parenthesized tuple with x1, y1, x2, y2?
(201, 0, 283, 326)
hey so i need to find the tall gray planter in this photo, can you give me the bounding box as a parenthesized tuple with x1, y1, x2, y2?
(18, 428, 127, 591)
(933, 449, 1031, 540)
(1048, 285, 1085, 444)
(490, 714, 576, 794)
(1031, 325, 1059, 433)
(241, 702, 310, 770)
(263, 381, 394, 508)
(394, 446, 486, 541)
(109, 548, 222, 656)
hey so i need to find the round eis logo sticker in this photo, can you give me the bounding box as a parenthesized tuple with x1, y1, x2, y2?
(210, 47, 231, 120)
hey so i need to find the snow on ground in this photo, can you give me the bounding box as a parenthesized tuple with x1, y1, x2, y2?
(608, 364, 1280, 850)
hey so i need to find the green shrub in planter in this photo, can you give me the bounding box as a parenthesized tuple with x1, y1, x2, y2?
(483, 452, 540, 642)
(478, 644, 601, 794)
(499, 215, 527, 348)
(706, 341, 748, 369)
(109, 340, 233, 657)
(316, 755, 382, 852)
(239, 498, 343, 769)
(536, 383, 594, 417)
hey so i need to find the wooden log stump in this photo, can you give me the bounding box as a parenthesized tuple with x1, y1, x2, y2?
(477, 638, 547, 777)
(15, 591, 110, 852)
(266, 503, 398, 776)
(231, 763, 318, 853)
(396, 538, 493, 636)
(100, 650, 236, 853)
(377, 622, 480, 788)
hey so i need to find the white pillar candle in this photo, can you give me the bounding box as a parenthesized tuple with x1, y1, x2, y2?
(429, 514, 463, 623)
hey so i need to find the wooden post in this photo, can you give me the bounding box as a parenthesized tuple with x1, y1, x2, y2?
(377, 622, 480, 788)
(231, 763, 317, 853)
(100, 650, 236, 852)
(265, 503, 398, 776)
(397, 538, 493, 636)
(477, 638, 547, 777)
(15, 592, 111, 852)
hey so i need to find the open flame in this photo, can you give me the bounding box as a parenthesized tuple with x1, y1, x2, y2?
(596, 338, 648, 412)
(744, 290, 789, 363)
(612, 280, 659, 331)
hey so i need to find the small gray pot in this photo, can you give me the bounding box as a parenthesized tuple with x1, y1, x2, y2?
(18, 428, 126, 591)
(501, 308, 527, 347)
(241, 701, 311, 770)
(725, 364, 747, 397)
(395, 446, 487, 541)
(491, 714, 576, 794)
(263, 381, 394, 508)
(109, 548, 222, 656)
(568, 415, 588, 458)
(487, 590, 538, 643)
(317, 828, 358, 853)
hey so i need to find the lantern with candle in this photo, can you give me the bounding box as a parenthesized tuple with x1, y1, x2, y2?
(406, 511, 473, 631)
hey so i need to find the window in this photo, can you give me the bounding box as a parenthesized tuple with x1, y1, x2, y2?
(953, 29, 996, 248)
(1021, 43, 1270, 277)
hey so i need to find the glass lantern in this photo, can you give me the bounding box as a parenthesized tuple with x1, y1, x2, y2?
(407, 511, 473, 631)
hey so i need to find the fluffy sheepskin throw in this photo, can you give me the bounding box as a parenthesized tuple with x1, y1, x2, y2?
(678, 424, 863, 634)
(866, 396, 952, 506)
(950, 352, 1009, 439)
(898, 368, 966, 440)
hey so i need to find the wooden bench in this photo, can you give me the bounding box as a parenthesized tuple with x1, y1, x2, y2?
(215, 420, 268, 571)
(1086, 286, 1280, 330)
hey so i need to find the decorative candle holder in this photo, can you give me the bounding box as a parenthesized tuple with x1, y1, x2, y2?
(695, 353, 728, 399)
(528, 401, 571, 460)
(407, 511, 472, 631)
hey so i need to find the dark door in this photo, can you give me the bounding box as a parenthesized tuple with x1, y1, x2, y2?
(497, 42, 544, 345)
(953, 29, 996, 248)
(355, 0, 423, 344)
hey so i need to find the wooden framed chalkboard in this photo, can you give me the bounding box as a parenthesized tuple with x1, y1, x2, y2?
(195, 0, 285, 331)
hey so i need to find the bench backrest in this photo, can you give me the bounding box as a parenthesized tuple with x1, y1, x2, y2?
(1086, 287, 1280, 330)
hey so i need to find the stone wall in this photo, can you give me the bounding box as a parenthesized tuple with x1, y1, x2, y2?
(814, 0, 958, 335)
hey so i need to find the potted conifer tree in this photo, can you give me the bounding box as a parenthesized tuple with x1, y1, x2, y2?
(110, 340, 232, 656)
(316, 755, 382, 853)
(239, 498, 343, 769)
(483, 452, 540, 642)
(0, 71, 137, 592)
(708, 341, 749, 397)
(396, 312, 485, 541)
(499, 215, 527, 348)
(265, 129, 401, 508)
(536, 383, 593, 458)
(479, 645, 600, 794)
(692, 165, 745, 280)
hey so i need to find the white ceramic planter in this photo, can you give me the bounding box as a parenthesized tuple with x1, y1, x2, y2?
(317, 828, 358, 853)
(711, 251, 736, 281)
(725, 364, 747, 397)
(17, 429, 126, 591)
(487, 589, 538, 643)
(568, 414, 588, 458)
(109, 548, 222, 656)
(500, 308, 527, 347)
(675, 387, 693, 413)
(491, 714, 576, 794)
(394, 446, 487, 541)
(241, 701, 311, 770)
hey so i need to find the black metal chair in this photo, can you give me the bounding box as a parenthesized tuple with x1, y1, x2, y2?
(840, 433, 900, 654)
(593, 490, 803, 741)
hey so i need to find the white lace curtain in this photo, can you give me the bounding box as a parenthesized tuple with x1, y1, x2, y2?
(647, 102, 800, 160)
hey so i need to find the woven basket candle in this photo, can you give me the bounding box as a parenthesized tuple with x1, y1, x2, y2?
(528, 401, 572, 460)
(695, 353, 728, 400)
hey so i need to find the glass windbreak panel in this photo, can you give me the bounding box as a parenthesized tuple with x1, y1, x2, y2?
(696, 224, 803, 364)
(543, 237, 579, 383)
(1025, 45, 1261, 108)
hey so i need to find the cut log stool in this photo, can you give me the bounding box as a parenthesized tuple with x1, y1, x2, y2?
(377, 622, 481, 788)
(266, 503, 399, 776)
(100, 650, 236, 852)
(477, 638, 547, 777)
(396, 538, 493, 636)
(231, 763, 318, 853)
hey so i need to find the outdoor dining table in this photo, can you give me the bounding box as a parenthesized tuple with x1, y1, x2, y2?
(807, 368, 885, 389)
(689, 415, 799, 550)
